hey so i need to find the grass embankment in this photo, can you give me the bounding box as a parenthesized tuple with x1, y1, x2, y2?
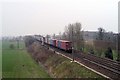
(29, 42, 105, 78)
(2, 40, 50, 78)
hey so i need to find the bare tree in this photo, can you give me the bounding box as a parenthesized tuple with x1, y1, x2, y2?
(97, 27, 105, 40)
(59, 32, 62, 39)
(62, 32, 67, 40)
(63, 22, 83, 50)
(52, 33, 56, 39)
(46, 34, 50, 43)
(74, 22, 82, 50)
(64, 26, 69, 40)
(24, 36, 35, 47)
(69, 24, 74, 42)
(74, 23, 81, 40)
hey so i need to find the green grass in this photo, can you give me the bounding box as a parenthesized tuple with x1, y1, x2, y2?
(2, 40, 50, 78)
(54, 60, 103, 78)
(2, 40, 25, 49)
(45, 53, 104, 78)
(112, 50, 118, 60)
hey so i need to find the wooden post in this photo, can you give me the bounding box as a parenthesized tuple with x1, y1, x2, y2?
(72, 26, 74, 61)
(117, 33, 120, 61)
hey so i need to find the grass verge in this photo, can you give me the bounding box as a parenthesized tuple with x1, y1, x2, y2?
(2, 40, 50, 78)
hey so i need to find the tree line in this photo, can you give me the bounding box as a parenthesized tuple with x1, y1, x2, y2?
(22, 22, 119, 61)
(51, 22, 119, 61)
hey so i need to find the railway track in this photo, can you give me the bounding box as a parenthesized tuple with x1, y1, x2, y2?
(76, 51, 120, 71)
(73, 51, 120, 79)
(35, 40, 120, 79)
(47, 46, 120, 79)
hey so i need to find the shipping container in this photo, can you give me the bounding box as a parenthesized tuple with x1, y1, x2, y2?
(49, 39, 57, 47)
(41, 37, 45, 45)
(56, 40, 61, 48)
(55, 40, 58, 47)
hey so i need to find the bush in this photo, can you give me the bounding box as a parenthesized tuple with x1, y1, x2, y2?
(9, 44, 15, 49)
(105, 47, 113, 60)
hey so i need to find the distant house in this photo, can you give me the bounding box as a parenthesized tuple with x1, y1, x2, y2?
(83, 31, 98, 41)
(82, 31, 117, 43)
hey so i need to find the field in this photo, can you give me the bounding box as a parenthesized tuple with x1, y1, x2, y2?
(2, 40, 50, 78)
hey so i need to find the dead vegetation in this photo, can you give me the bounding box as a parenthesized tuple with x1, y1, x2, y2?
(27, 42, 54, 64)
(26, 41, 103, 78)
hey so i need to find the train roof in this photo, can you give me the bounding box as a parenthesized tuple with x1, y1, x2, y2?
(58, 40, 71, 42)
(50, 39, 57, 40)
(50, 39, 71, 42)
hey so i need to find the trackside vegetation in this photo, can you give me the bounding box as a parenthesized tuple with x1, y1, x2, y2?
(27, 39, 105, 78)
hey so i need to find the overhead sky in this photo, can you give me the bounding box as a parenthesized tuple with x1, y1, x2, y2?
(1, 0, 119, 36)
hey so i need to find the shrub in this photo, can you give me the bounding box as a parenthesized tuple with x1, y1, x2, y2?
(9, 44, 15, 49)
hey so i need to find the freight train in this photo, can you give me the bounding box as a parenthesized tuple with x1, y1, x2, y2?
(34, 35, 72, 53)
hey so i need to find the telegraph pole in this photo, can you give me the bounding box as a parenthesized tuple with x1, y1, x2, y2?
(117, 33, 120, 61)
(72, 25, 74, 62)
(118, 3, 120, 61)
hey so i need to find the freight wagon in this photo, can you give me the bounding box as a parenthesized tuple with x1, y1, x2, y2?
(42, 37, 45, 45)
(49, 39, 57, 47)
(56, 40, 72, 52)
(39, 36, 72, 53)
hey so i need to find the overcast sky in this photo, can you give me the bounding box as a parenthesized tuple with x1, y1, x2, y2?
(1, 0, 119, 37)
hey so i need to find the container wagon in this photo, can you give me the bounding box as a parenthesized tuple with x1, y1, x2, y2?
(49, 39, 57, 47)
